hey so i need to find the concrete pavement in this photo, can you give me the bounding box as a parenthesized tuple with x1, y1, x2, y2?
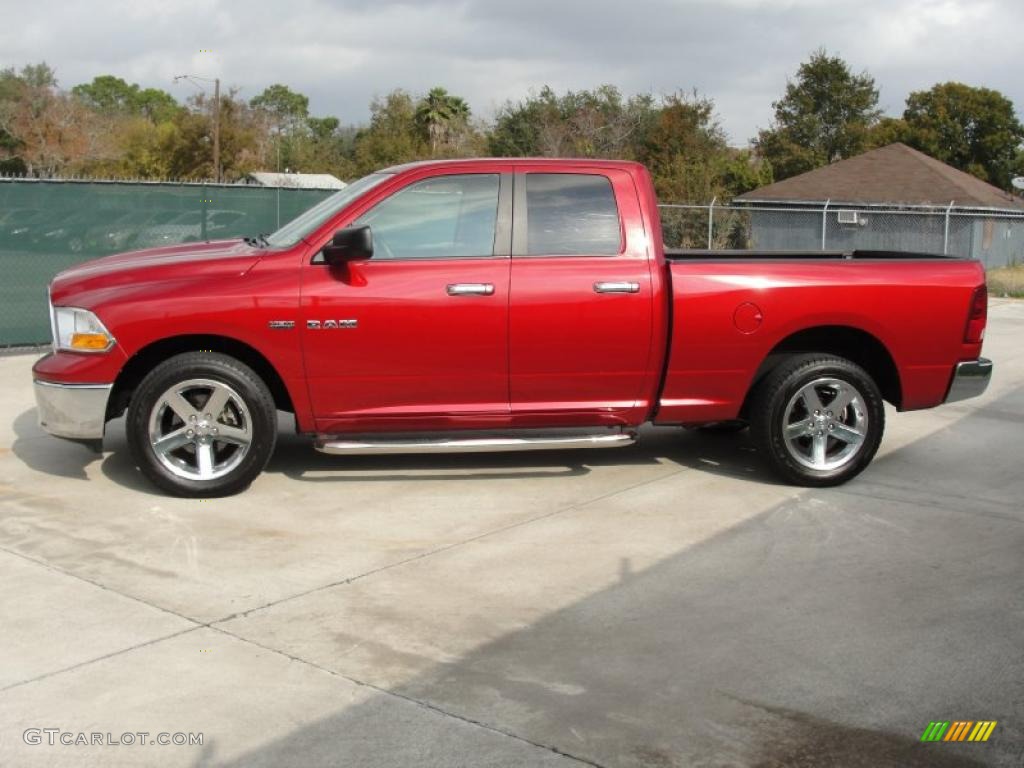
(1, 301, 1022, 767)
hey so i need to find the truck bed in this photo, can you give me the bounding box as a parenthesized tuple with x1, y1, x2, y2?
(664, 249, 967, 261)
(654, 254, 985, 425)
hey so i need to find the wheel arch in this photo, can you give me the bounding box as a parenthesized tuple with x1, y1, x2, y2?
(742, 325, 902, 416)
(107, 334, 295, 422)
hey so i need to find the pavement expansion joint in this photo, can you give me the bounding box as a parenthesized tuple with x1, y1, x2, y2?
(210, 622, 609, 768)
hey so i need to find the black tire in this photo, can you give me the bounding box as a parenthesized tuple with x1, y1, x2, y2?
(750, 354, 884, 487)
(126, 352, 277, 497)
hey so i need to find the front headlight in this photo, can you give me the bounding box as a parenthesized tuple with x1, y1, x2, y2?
(52, 306, 116, 352)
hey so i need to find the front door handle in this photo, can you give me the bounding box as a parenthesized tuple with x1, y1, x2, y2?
(594, 281, 640, 294)
(447, 283, 495, 296)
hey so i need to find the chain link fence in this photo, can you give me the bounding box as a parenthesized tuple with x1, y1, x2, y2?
(3, 183, 1023, 347)
(0, 178, 334, 346)
(659, 202, 1024, 268)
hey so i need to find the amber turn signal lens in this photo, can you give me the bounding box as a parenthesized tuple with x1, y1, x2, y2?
(70, 332, 111, 350)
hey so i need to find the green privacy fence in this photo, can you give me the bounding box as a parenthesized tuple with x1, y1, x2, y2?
(0, 178, 335, 346)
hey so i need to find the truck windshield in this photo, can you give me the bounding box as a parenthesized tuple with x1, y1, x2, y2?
(264, 173, 393, 248)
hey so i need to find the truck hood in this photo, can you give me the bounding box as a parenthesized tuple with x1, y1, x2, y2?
(50, 239, 265, 305)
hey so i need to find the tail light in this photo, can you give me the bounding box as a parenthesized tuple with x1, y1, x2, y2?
(964, 285, 987, 344)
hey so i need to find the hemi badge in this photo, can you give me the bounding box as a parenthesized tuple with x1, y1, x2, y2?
(268, 320, 295, 330)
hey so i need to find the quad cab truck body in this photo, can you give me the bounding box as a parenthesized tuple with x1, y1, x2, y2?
(33, 159, 992, 496)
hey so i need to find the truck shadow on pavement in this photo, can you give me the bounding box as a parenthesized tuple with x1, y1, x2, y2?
(11, 410, 781, 495)
(10, 408, 101, 482)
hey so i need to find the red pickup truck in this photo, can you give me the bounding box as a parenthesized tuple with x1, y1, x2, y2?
(33, 158, 992, 496)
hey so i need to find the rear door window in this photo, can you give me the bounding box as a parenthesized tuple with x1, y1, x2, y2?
(524, 173, 621, 256)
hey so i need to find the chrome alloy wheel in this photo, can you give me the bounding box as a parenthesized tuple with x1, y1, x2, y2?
(147, 378, 253, 481)
(782, 377, 868, 471)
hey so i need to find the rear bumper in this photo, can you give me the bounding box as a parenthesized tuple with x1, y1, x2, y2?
(945, 358, 993, 404)
(33, 380, 112, 440)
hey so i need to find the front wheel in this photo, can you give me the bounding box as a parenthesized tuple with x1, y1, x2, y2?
(126, 352, 277, 497)
(750, 354, 885, 487)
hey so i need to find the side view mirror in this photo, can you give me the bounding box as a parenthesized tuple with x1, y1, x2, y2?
(322, 226, 373, 265)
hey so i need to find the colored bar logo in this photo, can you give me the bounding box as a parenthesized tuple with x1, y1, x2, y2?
(921, 721, 997, 742)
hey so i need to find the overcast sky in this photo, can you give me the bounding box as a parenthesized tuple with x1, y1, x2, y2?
(2, 0, 1021, 145)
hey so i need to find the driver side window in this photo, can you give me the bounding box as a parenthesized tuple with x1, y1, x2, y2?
(354, 174, 500, 259)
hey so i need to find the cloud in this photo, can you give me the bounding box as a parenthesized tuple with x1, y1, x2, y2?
(0, 0, 1020, 145)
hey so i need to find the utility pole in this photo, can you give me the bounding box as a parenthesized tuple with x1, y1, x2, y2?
(175, 73, 222, 182)
(212, 77, 220, 183)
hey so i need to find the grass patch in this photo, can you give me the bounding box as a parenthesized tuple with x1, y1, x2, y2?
(987, 265, 1024, 298)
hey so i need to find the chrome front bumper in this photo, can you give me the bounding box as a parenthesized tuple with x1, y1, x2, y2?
(945, 358, 993, 403)
(33, 380, 112, 440)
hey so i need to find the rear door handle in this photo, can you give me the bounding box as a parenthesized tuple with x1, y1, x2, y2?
(447, 283, 495, 296)
(594, 281, 640, 294)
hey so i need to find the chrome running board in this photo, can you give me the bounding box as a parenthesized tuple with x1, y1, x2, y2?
(315, 432, 637, 455)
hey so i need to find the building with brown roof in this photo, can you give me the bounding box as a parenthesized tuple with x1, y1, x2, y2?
(733, 143, 1024, 266)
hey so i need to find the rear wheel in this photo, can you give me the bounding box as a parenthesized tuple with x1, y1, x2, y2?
(750, 354, 884, 487)
(126, 352, 277, 497)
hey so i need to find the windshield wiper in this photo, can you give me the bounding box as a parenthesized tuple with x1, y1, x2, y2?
(243, 234, 270, 249)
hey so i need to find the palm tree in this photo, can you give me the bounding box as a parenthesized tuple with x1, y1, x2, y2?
(415, 87, 470, 153)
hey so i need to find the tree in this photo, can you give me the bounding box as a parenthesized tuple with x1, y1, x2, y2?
(156, 90, 263, 180)
(489, 85, 655, 159)
(0, 68, 26, 173)
(88, 118, 182, 178)
(292, 116, 357, 178)
(489, 85, 762, 203)
(250, 84, 309, 131)
(902, 82, 1024, 187)
(755, 50, 881, 180)
(866, 116, 912, 149)
(631, 92, 769, 248)
(250, 84, 312, 171)
(0, 63, 111, 176)
(414, 87, 470, 152)
(489, 85, 763, 200)
(72, 75, 178, 123)
(209, 91, 262, 179)
(72, 75, 138, 112)
(488, 89, 552, 156)
(19, 62, 58, 90)
(64, 77, 179, 178)
(133, 88, 179, 123)
(352, 90, 427, 173)
(637, 92, 730, 201)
